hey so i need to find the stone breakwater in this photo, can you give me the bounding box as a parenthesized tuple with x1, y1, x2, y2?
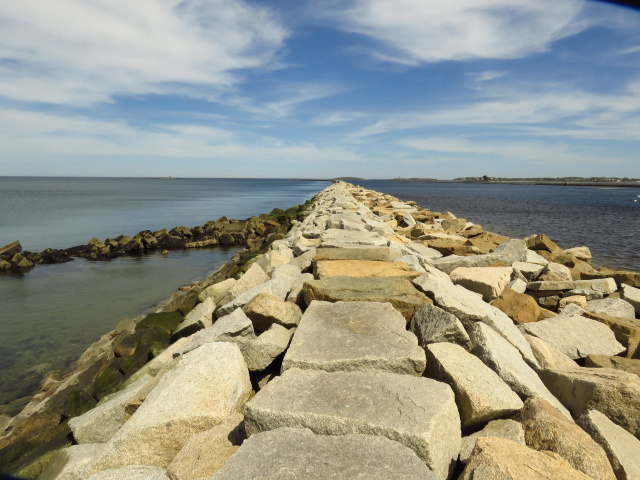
(1, 180, 640, 479)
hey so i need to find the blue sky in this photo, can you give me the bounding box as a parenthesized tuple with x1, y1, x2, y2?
(1, 0, 640, 179)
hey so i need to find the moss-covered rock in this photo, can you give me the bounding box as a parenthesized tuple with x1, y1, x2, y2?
(135, 311, 183, 335)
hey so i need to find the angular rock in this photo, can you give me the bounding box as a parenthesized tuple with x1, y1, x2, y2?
(538, 262, 573, 282)
(86, 466, 170, 480)
(87, 342, 251, 471)
(450, 266, 513, 302)
(577, 409, 640, 480)
(69, 375, 152, 444)
(565, 246, 592, 262)
(524, 334, 578, 371)
(231, 323, 293, 372)
(460, 437, 592, 480)
(244, 368, 461, 479)
(197, 278, 236, 303)
(518, 397, 616, 480)
(528, 278, 617, 294)
(211, 428, 438, 480)
(409, 303, 471, 351)
(470, 322, 570, 417)
(459, 420, 525, 464)
(304, 276, 431, 321)
(315, 259, 420, 279)
(512, 261, 545, 280)
(520, 315, 625, 360)
(539, 367, 640, 438)
(171, 297, 215, 340)
(187, 308, 254, 351)
(585, 298, 636, 319)
(320, 229, 389, 247)
(526, 234, 562, 253)
(217, 278, 290, 318)
(524, 249, 550, 265)
(282, 301, 425, 376)
(314, 247, 390, 262)
(414, 272, 539, 367)
(242, 292, 302, 332)
(217, 263, 269, 306)
(559, 295, 588, 310)
(492, 287, 541, 324)
(167, 412, 245, 480)
(585, 355, 640, 377)
(621, 284, 640, 315)
(406, 242, 443, 259)
(424, 343, 523, 428)
(40, 444, 106, 480)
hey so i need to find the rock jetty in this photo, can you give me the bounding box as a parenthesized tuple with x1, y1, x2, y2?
(1, 181, 640, 480)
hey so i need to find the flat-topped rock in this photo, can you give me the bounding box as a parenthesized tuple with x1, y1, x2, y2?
(212, 428, 439, 480)
(527, 278, 617, 294)
(621, 284, 640, 314)
(470, 322, 570, 417)
(539, 367, 640, 438)
(450, 266, 513, 302)
(244, 368, 461, 479)
(585, 355, 640, 377)
(320, 229, 389, 247)
(217, 277, 290, 318)
(315, 259, 420, 279)
(303, 276, 431, 321)
(314, 247, 390, 262)
(282, 301, 425, 376)
(585, 298, 636, 318)
(520, 315, 625, 360)
(424, 343, 523, 428)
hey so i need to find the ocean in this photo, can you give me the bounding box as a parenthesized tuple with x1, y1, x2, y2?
(1, 177, 639, 405)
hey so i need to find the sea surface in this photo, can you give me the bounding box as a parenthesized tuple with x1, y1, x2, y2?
(358, 180, 640, 272)
(0, 177, 329, 404)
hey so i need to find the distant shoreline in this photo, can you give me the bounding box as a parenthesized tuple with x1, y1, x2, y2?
(296, 178, 640, 188)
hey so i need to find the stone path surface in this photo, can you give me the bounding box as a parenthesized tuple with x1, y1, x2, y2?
(6, 180, 639, 480)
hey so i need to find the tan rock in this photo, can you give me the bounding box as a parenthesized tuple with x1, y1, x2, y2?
(559, 295, 587, 310)
(585, 355, 640, 377)
(167, 412, 245, 480)
(450, 267, 513, 302)
(491, 287, 541, 324)
(565, 246, 592, 262)
(518, 397, 616, 480)
(524, 334, 578, 371)
(526, 234, 563, 253)
(460, 437, 592, 480)
(459, 420, 525, 464)
(314, 259, 420, 280)
(242, 292, 302, 332)
(538, 262, 573, 282)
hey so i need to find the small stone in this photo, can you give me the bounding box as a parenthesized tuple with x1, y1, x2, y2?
(242, 292, 302, 332)
(492, 287, 541, 324)
(526, 234, 563, 253)
(559, 295, 588, 310)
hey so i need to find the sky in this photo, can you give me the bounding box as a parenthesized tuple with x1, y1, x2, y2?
(1, 0, 640, 179)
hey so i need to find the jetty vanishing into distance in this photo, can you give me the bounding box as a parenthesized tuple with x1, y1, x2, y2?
(1, 181, 640, 479)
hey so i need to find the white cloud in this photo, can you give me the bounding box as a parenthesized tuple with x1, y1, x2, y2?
(0, 0, 287, 106)
(317, 0, 588, 64)
(311, 112, 365, 126)
(472, 71, 507, 82)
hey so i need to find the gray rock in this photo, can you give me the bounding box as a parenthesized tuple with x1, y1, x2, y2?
(425, 343, 523, 428)
(87, 343, 252, 471)
(231, 323, 293, 372)
(282, 301, 425, 376)
(538, 262, 573, 282)
(406, 242, 443, 259)
(217, 278, 291, 318)
(520, 315, 625, 360)
(621, 284, 640, 315)
(217, 263, 269, 306)
(393, 254, 427, 274)
(507, 277, 528, 294)
(523, 249, 550, 265)
(212, 428, 438, 480)
(271, 263, 303, 287)
(320, 229, 389, 247)
(86, 466, 170, 480)
(409, 303, 472, 351)
(459, 420, 525, 464)
(171, 297, 215, 340)
(198, 278, 236, 303)
(585, 298, 636, 319)
(512, 262, 545, 281)
(578, 409, 640, 480)
(470, 322, 571, 417)
(523, 334, 578, 371)
(527, 278, 617, 294)
(189, 308, 254, 348)
(244, 368, 461, 479)
(565, 288, 605, 300)
(413, 272, 539, 368)
(40, 444, 106, 480)
(314, 246, 391, 262)
(69, 375, 152, 444)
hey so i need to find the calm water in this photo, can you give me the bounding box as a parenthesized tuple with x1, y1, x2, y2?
(0, 177, 328, 404)
(358, 181, 640, 272)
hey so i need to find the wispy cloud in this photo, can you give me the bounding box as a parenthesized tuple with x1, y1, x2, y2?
(315, 0, 589, 64)
(311, 112, 365, 126)
(471, 71, 507, 82)
(0, 0, 287, 106)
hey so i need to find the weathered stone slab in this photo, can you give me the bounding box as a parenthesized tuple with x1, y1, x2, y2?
(577, 409, 640, 480)
(512, 261, 545, 280)
(244, 368, 461, 479)
(459, 420, 525, 464)
(212, 428, 438, 480)
(538, 262, 573, 282)
(518, 397, 616, 480)
(40, 444, 106, 480)
(406, 242, 443, 259)
(414, 272, 539, 367)
(242, 292, 302, 332)
(526, 233, 562, 253)
(424, 343, 523, 428)
(470, 322, 570, 417)
(167, 412, 245, 480)
(524, 334, 578, 371)
(69, 375, 152, 444)
(524, 249, 550, 265)
(491, 287, 541, 324)
(304, 276, 431, 321)
(460, 437, 592, 480)
(315, 259, 420, 279)
(314, 247, 390, 262)
(88, 343, 251, 471)
(585, 298, 636, 319)
(86, 466, 170, 480)
(450, 267, 513, 302)
(520, 316, 625, 360)
(282, 301, 425, 376)
(585, 355, 640, 377)
(217, 278, 290, 318)
(320, 229, 389, 247)
(621, 284, 640, 315)
(580, 310, 640, 348)
(171, 297, 215, 340)
(409, 303, 471, 351)
(539, 367, 640, 438)
(198, 278, 236, 303)
(527, 278, 617, 294)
